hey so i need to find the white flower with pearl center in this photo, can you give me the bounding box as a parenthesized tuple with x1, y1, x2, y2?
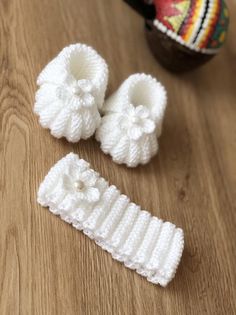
(120, 105, 155, 140)
(56, 77, 95, 111)
(62, 168, 100, 203)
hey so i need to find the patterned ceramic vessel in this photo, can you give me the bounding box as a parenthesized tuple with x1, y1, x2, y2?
(125, 0, 229, 71)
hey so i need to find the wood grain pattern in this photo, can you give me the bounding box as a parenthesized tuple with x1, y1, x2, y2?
(0, 0, 235, 314)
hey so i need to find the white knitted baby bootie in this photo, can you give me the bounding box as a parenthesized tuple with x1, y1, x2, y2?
(34, 44, 108, 142)
(96, 74, 167, 167)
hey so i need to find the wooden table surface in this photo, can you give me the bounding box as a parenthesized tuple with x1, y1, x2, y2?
(0, 0, 236, 314)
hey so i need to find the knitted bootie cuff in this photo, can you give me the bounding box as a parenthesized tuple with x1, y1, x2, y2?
(37, 153, 184, 287)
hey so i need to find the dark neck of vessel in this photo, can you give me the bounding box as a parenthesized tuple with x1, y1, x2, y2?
(123, 0, 156, 20)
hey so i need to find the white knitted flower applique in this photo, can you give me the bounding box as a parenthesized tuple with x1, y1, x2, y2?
(96, 73, 167, 167)
(119, 105, 155, 140)
(34, 43, 108, 142)
(56, 78, 95, 111)
(38, 153, 103, 223)
(62, 168, 100, 203)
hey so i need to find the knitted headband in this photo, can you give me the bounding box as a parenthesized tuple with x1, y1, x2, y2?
(37, 153, 184, 286)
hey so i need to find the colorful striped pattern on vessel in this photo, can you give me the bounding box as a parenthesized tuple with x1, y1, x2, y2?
(153, 0, 229, 54)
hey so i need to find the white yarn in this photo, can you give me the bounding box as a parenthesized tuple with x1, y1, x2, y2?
(34, 44, 108, 142)
(37, 153, 184, 287)
(96, 74, 167, 167)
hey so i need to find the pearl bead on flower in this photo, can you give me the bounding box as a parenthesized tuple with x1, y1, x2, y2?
(74, 180, 85, 191)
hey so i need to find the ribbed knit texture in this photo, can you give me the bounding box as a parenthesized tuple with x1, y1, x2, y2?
(37, 153, 184, 287)
(96, 73, 167, 167)
(34, 44, 108, 142)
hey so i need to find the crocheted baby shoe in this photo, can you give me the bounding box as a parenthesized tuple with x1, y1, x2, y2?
(38, 153, 184, 287)
(34, 44, 108, 142)
(96, 73, 167, 167)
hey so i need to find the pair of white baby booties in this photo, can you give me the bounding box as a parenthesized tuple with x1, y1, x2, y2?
(34, 43, 167, 167)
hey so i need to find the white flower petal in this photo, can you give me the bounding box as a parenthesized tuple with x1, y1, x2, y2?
(67, 166, 81, 181)
(74, 159, 90, 173)
(129, 126, 143, 140)
(78, 79, 92, 93)
(135, 105, 149, 119)
(82, 94, 95, 107)
(85, 187, 100, 202)
(75, 191, 86, 200)
(143, 119, 155, 134)
(80, 170, 98, 187)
